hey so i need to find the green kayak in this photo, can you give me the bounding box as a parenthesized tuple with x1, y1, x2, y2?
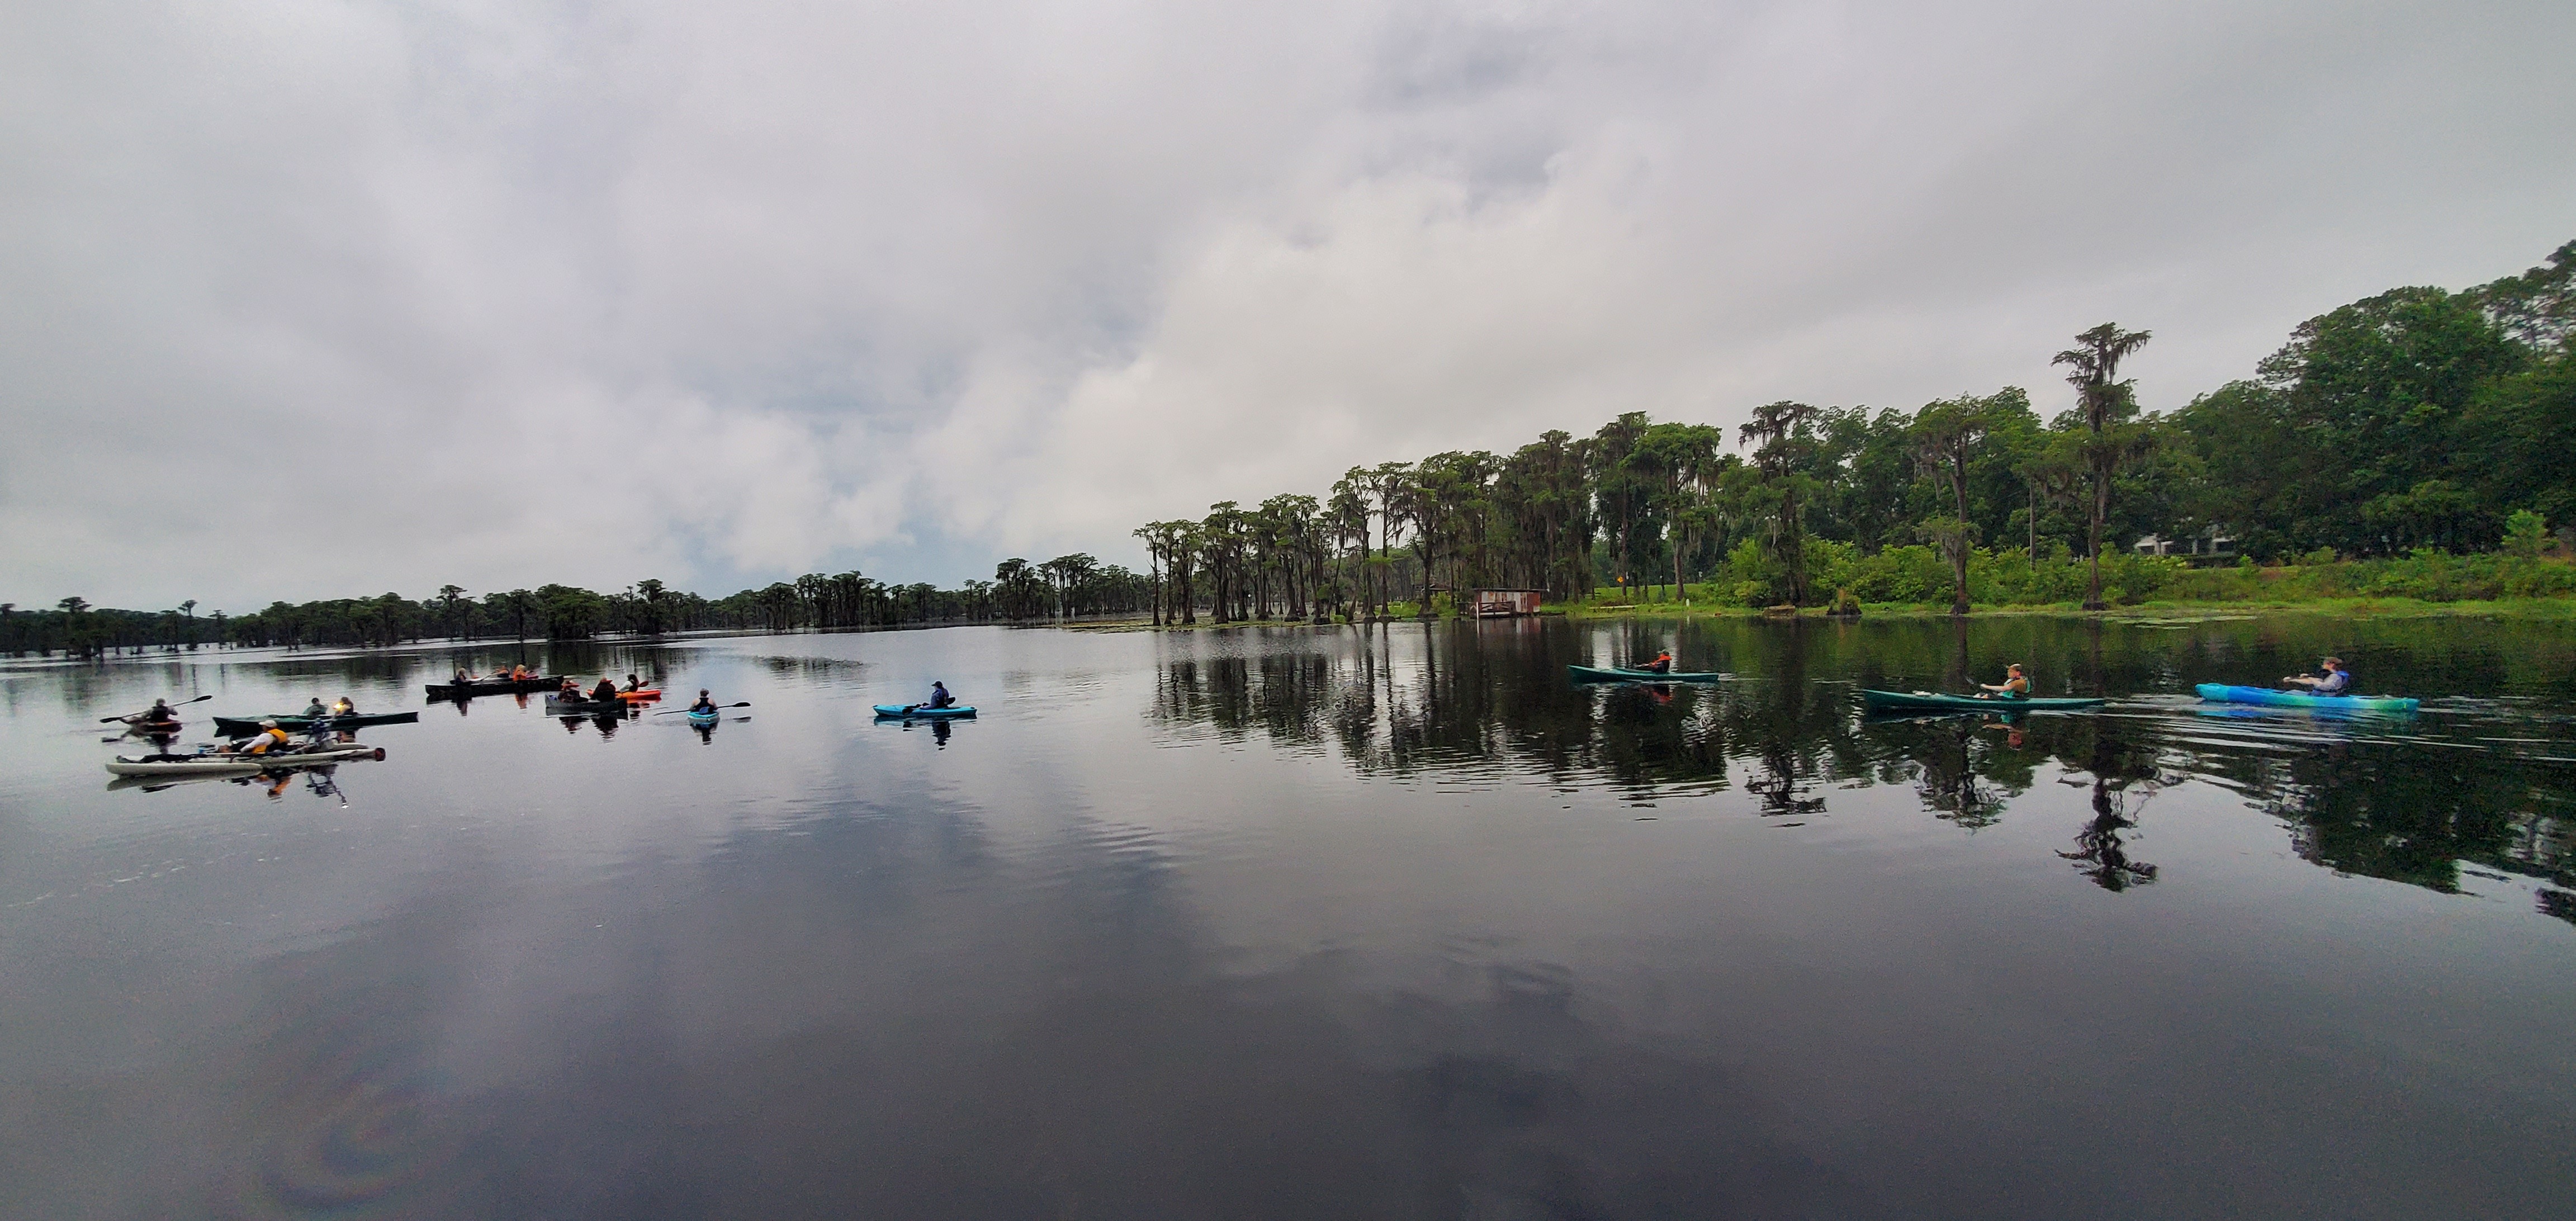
(212, 711, 420, 734)
(1860, 689, 2104, 713)
(1569, 664, 1730, 683)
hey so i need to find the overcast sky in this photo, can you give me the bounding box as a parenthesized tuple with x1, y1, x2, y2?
(4, 0, 2570, 612)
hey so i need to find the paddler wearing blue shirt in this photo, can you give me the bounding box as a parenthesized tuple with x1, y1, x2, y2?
(902, 682, 956, 714)
(2284, 656, 2351, 695)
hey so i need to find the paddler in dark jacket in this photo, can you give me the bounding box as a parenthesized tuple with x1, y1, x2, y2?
(140, 698, 174, 723)
(1642, 651, 1673, 674)
(591, 677, 619, 703)
(622, 673, 645, 693)
(927, 681, 955, 709)
(301, 697, 328, 718)
(690, 690, 717, 713)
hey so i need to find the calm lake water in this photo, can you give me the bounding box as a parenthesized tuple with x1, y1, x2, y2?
(4, 616, 2574, 1219)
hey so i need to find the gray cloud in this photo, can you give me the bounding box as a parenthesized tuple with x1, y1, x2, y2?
(4, 0, 2570, 609)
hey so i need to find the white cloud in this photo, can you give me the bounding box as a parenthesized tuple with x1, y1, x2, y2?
(3, 0, 2570, 609)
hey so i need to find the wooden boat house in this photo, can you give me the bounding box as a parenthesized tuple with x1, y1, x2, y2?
(1470, 589, 1545, 618)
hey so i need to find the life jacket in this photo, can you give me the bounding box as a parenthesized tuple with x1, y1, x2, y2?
(244, 727, 288, 754)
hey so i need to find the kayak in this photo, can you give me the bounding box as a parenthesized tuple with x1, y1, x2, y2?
(106, 744, 385, 777)
(873, 704, 977, 719)
(125, 720, 183, 736)
(546, 697, 628, 716)
(213, 711, 420, 734)
(1860, 689, 2106, 712)
(686, 708, 719, 728)
(1568, 665, 1730, 683)
(617, 688, 662, 701)
(425, 676, 567, 699)
(2193, 683, 2419, 714)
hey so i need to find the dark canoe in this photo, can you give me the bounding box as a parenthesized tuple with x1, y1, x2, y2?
(1568, 664, 1730, 683)
(212, 711, 421, 734)
(873, 704, 977, 719)
(1859, 689, 2105, 713)
(544, 697, 628, 716)
(426, 676, 568, 699)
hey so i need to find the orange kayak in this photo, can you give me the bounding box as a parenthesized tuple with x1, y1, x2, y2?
(616, 688, 662, 702)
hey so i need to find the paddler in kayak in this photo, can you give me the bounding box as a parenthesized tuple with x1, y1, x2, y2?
(556, 677, 582, 702)
(621, 673, 646, 693)
(2283, 656, 2351, 696)
(509, 664, 536, 682)
(330, 695, 356, 716)
(689, 690, 718, 714)
(135, 698, 176, 725)
(1641, 651, 1673, 675)
(900, 682, 958, 715)
(590, 676, 619, 703)
(300, 695, 329, 718)
(1976, 664, 2030, 700)
(453, 666, 480, 684)
(222, 720, 291, 756)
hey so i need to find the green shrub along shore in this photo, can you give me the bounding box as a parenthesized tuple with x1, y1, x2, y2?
(1559, 543, 2576, 619)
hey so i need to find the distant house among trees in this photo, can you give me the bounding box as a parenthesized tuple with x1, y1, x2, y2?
(1471, 589, 1545, 618)
(2133, 528, 2238, 561)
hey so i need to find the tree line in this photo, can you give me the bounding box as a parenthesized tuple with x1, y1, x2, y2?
(4, 560, 1154, 658)
(1132, 238, 2574, 620)
(13, 239, 2569, 654)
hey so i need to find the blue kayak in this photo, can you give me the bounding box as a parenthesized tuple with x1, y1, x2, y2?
(874, 704, 976, 719)
(2193, 683, 2419, 714)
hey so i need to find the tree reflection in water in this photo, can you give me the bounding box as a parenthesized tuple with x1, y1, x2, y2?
(1143, 616, 2576, 905)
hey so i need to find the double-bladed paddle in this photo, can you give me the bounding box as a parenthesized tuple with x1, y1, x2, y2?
(99, 694, 212, 723)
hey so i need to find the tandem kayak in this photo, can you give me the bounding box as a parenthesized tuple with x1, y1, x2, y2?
(425, 676, 567, 699)
(545, 697, 628, 716)
(1860, 689, 2106, 713)
(106, 744, 386, 777)
(2193, 684, 2419, 714)
(873, 704, 977, 719)
(1568, 665, 1730, 683)
(212, 711, 420, 735)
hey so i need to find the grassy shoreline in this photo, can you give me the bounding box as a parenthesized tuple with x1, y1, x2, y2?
(1558, 595, 2576, 622)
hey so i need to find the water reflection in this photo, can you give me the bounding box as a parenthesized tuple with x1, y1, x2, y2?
(1145, 617, 2576, 902)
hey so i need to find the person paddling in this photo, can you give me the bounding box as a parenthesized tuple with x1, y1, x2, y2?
(454, 666, 479, 684)
(622, 673, 646, 693)
(330, 695, 356, 717)
(300, 695, 328, 718)
(1977, 664, 2030, 700)
(1641, 650, 1674, 675)
(689, 689, 718, 714)
(590, 676, 619, 703)
(903, 682, 957, 714)
(224, 720, 291, 756)
(134, 698, 176, 725)
(2284, 656, 2352, 696)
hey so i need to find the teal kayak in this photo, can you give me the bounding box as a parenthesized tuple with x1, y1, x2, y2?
(874, 704, 976, 719)
(2194, 684, 2419, 713)
(1860, 689, 2105, 712)
(686, 708, 719, 728)
(1569, 664, 1729, 683)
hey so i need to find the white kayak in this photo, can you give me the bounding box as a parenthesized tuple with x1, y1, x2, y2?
(105, 744, 386, 777)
